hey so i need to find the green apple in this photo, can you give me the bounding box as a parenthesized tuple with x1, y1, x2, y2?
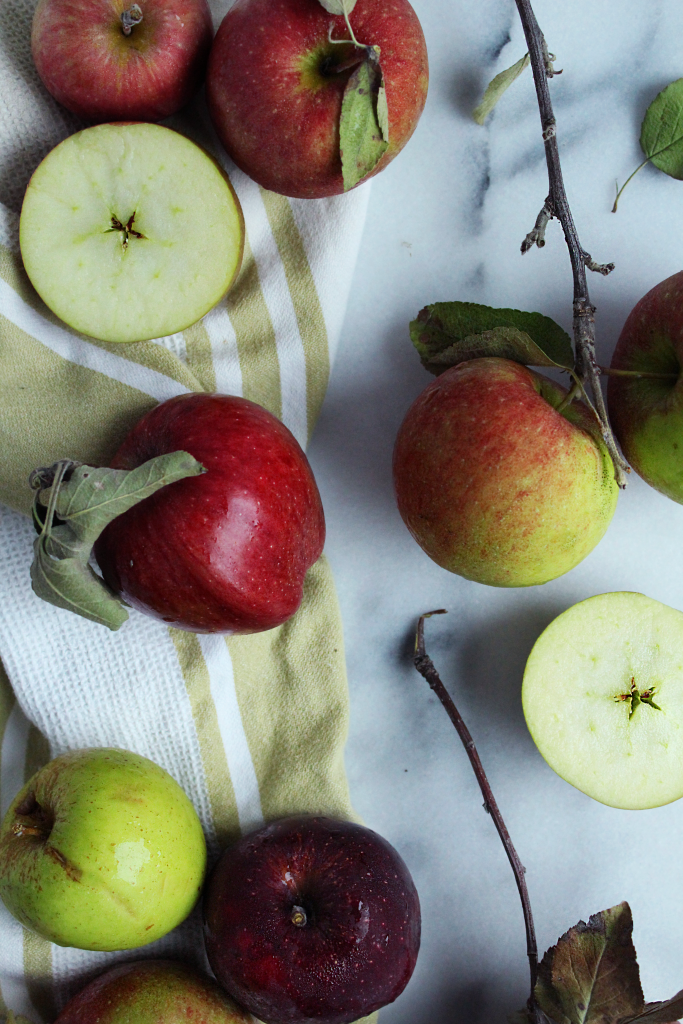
(607, 271, 683, 502)
(0, 748, 206, 950)
(19, 123, 244, 344)
(55, 960, 252, 1024)
(522, 592, 683, 809)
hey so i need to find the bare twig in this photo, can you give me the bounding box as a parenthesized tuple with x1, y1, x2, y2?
(514, 0, 629, 487)
(414, 610, 544, 1024)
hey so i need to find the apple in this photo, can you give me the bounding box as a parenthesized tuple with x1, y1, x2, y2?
(55, 960, 252, 1024)
(607, 271, 683, 503)
(393, 357, 619, 588)
(0, 748, 206, 950)
(93, 392, 326, 633)
(203, 815, 421, 1024)
(32, 0, 213, 123)
(206, 0, 429, 198)
(19, 122, 244, 344)
(522, 592, 683, 809)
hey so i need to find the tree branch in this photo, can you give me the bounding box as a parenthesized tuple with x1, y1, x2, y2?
(514, 0, 629, 487)
(414, 610, 545, 1024)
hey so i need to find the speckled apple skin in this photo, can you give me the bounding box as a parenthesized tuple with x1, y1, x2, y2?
(55, 960, 251, 1024)
(204, 816, 421, 1024)
(607, 270, 683, 503)
(393, 357, 619, 588)
(32, 0, 213, 123)
(206, 0, 429, 198)
(93, 394, 325, 634)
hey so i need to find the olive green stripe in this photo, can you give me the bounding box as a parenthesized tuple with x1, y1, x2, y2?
(0, 661, 14, 1014)
(169, 629, 241, 847)
(259, 190, 330, 440)
(184, 320, 216, 393)
(225, 233, 282, 419)
(23, 725, 55, 1023)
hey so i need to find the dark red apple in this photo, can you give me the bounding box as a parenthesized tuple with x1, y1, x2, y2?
(32, 0, 213, 123)
(203, 816, 421, 1024)
(206, 0, 429, 198)
(55, 960, 251, 1024)
(93, 393, 325, 633)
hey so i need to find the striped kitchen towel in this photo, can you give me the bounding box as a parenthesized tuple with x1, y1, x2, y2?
(0, 0, 373, 1017)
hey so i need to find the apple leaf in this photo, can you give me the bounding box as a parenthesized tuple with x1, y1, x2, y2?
(340, 47, 389, 190)
(317, 0, 358, 13)
(29, 451, 205, 630)
(640, 79, 683, 179)
(620, 992, 683, 1024)
(473, 53, 530, 125)
(410, 302, 573, 375)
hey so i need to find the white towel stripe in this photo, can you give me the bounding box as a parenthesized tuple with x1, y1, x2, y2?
(0, 279, 192, 404)
(203, 301, 243, 396)
(197, 634, 263, 834)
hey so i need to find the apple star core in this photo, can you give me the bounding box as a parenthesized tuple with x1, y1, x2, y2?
(19, 123, 244, 343)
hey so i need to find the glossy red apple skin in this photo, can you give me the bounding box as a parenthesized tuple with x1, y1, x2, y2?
(206, 0, 429, 199)
(55, 960, 252, 1024)
(32, 0, 213, 123)
(204, 816, 421, 1024)
(607, 271, 683, 503)
(93, 394, 325, 634)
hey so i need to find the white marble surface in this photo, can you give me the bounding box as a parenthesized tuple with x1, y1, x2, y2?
(307, 1, 683, 1021)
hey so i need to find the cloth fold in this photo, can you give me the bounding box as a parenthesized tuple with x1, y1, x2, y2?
(0, 0, 372, 1017)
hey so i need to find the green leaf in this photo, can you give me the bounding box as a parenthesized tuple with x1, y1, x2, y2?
(473, 53, 530, 125)
(29, 451, 205, 630)
(340, 47, 389, 190)
(317, 0, 357, 13)
(640, 79, 683, 179)
(620, 991, 683, 1024)
(410, 302, 573, 375)
(534, 903, 644, 1024)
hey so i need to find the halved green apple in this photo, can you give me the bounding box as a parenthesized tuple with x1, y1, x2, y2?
(522, 592, 683, 809)
(20, 123, 244, 343)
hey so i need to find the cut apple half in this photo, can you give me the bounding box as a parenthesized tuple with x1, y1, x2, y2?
(522, 592, 683, 809)
(20, 123, 244, 344)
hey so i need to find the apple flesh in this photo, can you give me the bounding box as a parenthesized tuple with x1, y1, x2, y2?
(206, 0, 429, 198)
(203, 816, 421, 1024)
(522, 592, 683, 809)
(55, 960, 252, 1024)
(0, 748, 206, 950)
(607, 271, 683, 502)
(32, 0, 213, 123)
(93, 393, 326, 633)
(393, 357, 619, 587)
(19, 123, 244, 344)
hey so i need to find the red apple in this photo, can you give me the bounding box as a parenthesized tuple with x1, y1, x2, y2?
(203, 816, 421, 1024)
(607, 271, 683, 503)
(206, 0, 429, 198)
(32, 0, 213, 123)
(393, 357, 619, 588)
(93, 393, 325, 633)
(55, 960, 251, 1024)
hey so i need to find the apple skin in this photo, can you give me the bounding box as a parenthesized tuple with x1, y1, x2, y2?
(393, 357, 619, 588)
(204, 816, 421, 1024)
(32, 0, 213, 123)
(607, 271, 683, 503)
(93, 393, 326, 634)
(55, 960, 252, 1024)
(0, 748, 206, 951)
(206, 0, 429, 199)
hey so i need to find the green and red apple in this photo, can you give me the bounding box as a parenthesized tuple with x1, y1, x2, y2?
(32, 0, 213, 123)
(0, 748, 206, 950)
(19, 123, 244, 343)
(523, 592, 683, 809)
(206, 0, 429, 198)
(608, 270, 683, 502)
(393, 357, 619, 588)
(55, 960, 251, 1024)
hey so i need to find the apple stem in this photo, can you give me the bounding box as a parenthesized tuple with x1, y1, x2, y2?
(414, 611, 544, 1024)
(121, 4, 143, 36)
(514, 0, 630, 488)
